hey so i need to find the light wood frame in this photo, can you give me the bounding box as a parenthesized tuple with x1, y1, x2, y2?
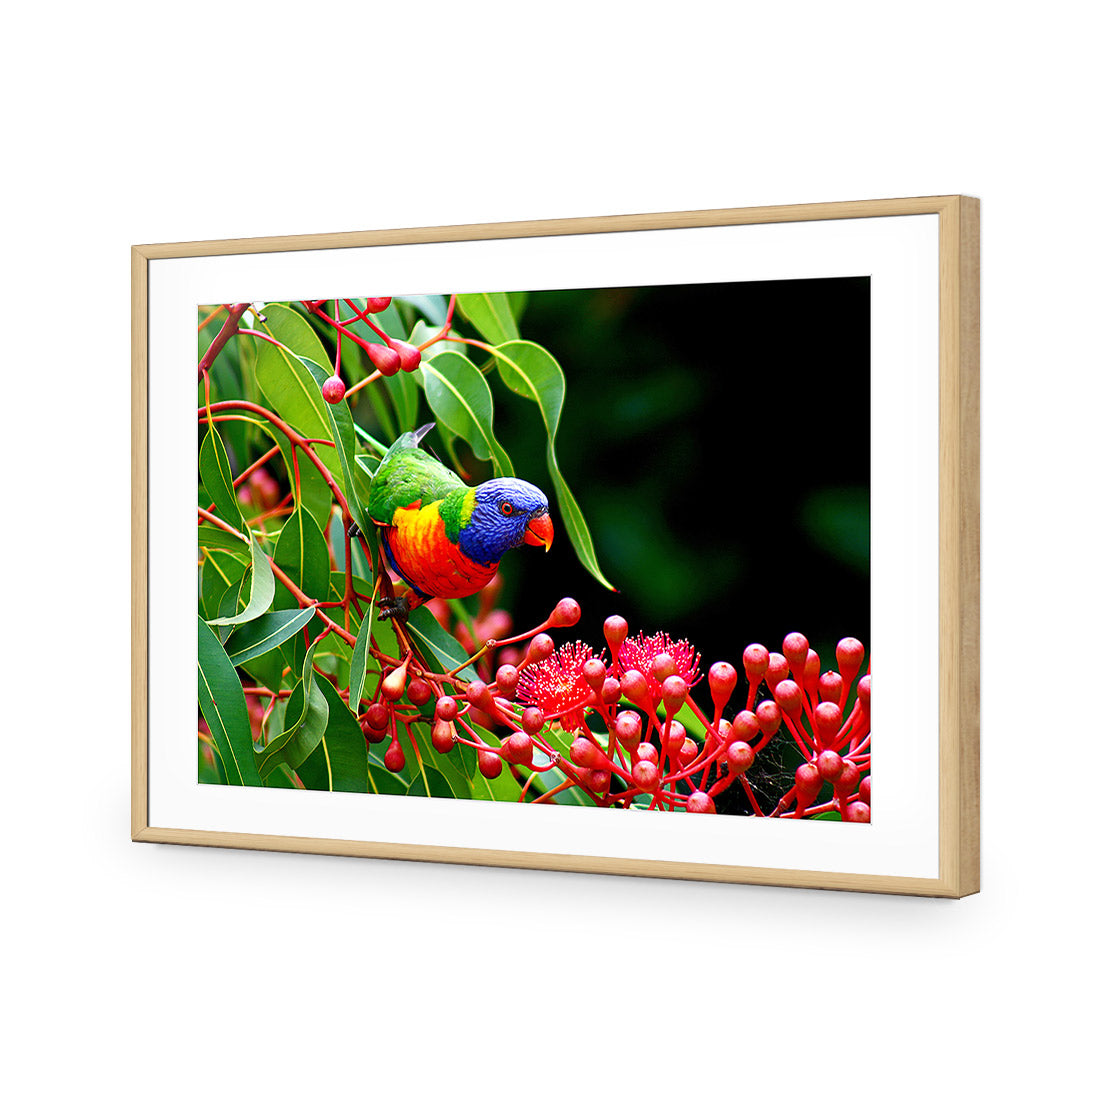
(132, 195, 979, 897)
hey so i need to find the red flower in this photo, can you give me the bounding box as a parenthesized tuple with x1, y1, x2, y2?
(517, 641, 600, 732)
(616, 631, 700, 698)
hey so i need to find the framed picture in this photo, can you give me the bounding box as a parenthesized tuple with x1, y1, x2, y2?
(132, 195, 979, 896)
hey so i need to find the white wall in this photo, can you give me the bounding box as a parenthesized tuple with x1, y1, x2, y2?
(7, 2, 1096, 1096)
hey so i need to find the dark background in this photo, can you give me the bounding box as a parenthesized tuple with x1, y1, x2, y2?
(485, 276, 870, 680)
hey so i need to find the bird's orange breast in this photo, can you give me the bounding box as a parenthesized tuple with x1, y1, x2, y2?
(383, 501, 499, 599)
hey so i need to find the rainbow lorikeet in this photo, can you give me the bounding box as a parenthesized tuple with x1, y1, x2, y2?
(366, 423, 554, 619)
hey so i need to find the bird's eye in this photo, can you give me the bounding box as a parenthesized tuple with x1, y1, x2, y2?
(500, 501, 514, 516)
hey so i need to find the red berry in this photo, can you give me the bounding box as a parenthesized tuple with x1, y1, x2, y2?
(708, 661, 737, 712)
(431, 720, 456, 754)
(521, 706, 545, 734)
(494, 664, 519, 698)
(478, 750, 503, 779)
(583, 658, 607, 692)
(686, 791, 716, 813)
(407, 678, 432, 706)
(502, 731, 534, 766)
(526, 633, 554, 664)
(384, 739, 405, 772)
(755, 700, 782, 736)
(391, 339, 421, 372)
(837, 637, 866, 683)
(366, 297, 392, 313)
(843, 800, 871, 823)
(435, 695, 458, 722)
(549, 597, 581, 628)
(726, 741, 754, 777)
(366, 342, 401, 376)
(321, 375, 346, 404)
(816, 749, 844, 782)
(814, 701, 844, 747)
(818, 671, 843, 705)
(632, 760, 660, 792)
(661, 675, 688, 715)
(765, 653, 790, 691)
(743, 643, 769, 680)
(614, 710, 643, 751)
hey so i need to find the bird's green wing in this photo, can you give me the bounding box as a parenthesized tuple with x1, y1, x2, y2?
(366, 423, 465, 524)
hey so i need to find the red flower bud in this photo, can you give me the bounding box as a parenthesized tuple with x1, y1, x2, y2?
(620, 669, 650, 705)
(773, 679, 803, 718)
(321, 375, 346, 404)
(583, 658, 607, 692)
(632, 760, 660, 792)
(381, 662, 408, 702)
(502, 732, 534, 766)
(837, 637, 866, 684)
(604, 615, 629, 662)
(661, 675, 688, 715)
(731, 710, 760, 743)
(743, 643, 769, 681)
(765, 653, 790, 691)
(663, 720, 687, 752)
(834, 762, 861, 797)
(726, 741, 755, 778)
(843, 800, 871, 823)
(526, 633, 554, 664)
(391, 339, 421, 372)
(755, 700, 782, 736)
(816, 749, 844, 782)
(384, 739, 405, 772)
(634, 741, 658, 765)
(814, 701, 844, 747)
(794, 762, 822, 802)
(431, 720, 456, 754)
(366, 341, 401, 377)
(478, 749, 503, 779)
(364, 702, 390, 731)
(650, 652, 677, 684)
(601, 676, 621, 704)
(465, 679, 492, 711)
(679, 738, 699, 765)
(588, 769, 611, 795)
(818, 671, 843, 705)
(857, 674, 871, 715)
(803, 649, 821, 696)
(407, 678, 432, 706)
(435, 695, 458, 722)
(521, 706, 545, 734)
(494, 664, 519, 698)
(614, 710, 643, 751)
(708, 661, 737, 713)
(549, 597, 581, 628)
(686, 791, 716, 813)
(366, 297, 392, 313)
(782, 632, 809, 679)
(859, 775, 871, 805)
(570, 737, 609, 770)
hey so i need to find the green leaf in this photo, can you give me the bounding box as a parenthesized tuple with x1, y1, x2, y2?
(198, 524, 251, 553)
(198, 617, 262, 785)
(491, 340, 615, 590)
(399, 295, 448, 326)
(457, 293, 519, 344)
(200, 548, 248, 620)
(206, 533, 276, 626)
(256, 637, 329, 779)
(272, 507, 330, 604)
(383, 371, 420, 436)
(295, 677, 371, 793)
(419, 351, 514, 476)
(199, 426, 245, 530)
(405, 607, 480, 683)
(407, 765, 459, 799)
(226, 607, 316, 666)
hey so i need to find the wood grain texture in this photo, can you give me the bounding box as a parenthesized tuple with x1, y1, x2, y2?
(132, 196, 980, 896)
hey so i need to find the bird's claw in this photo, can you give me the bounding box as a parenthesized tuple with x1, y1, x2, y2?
(378, 595, 411, 622)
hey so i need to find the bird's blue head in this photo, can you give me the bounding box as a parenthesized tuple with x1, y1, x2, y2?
(458, 478, 554, 565)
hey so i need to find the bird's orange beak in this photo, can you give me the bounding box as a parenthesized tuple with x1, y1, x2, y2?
(523, 512, 554, 551)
